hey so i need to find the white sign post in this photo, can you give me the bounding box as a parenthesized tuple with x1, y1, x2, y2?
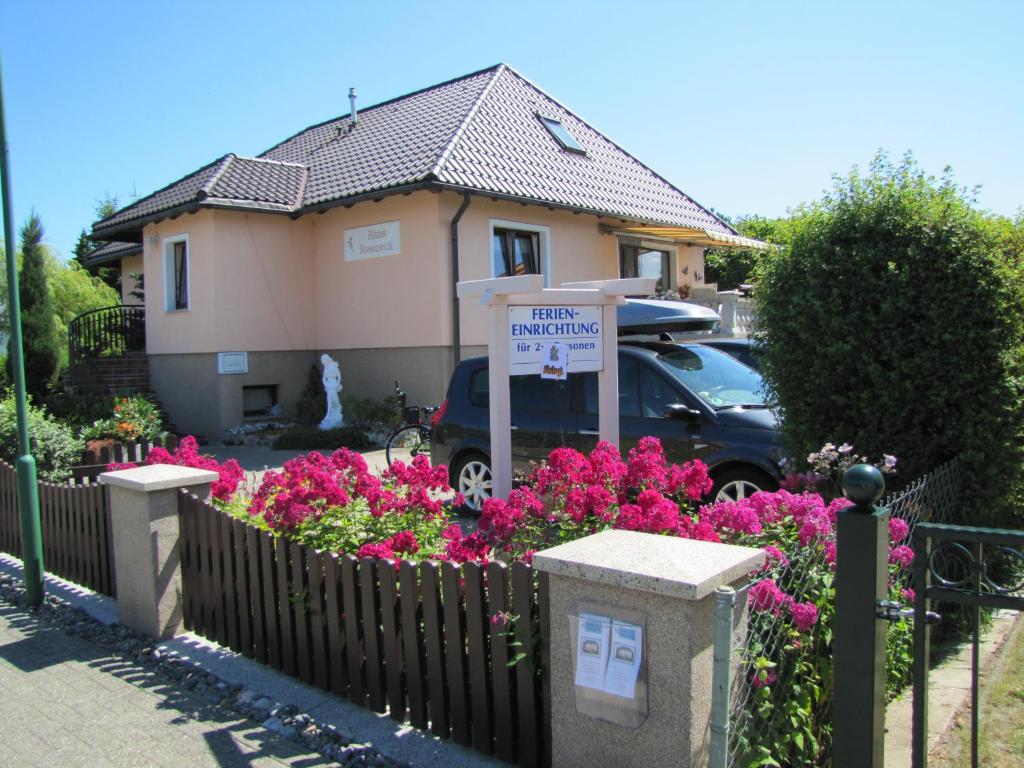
(456, 275, 655, 501)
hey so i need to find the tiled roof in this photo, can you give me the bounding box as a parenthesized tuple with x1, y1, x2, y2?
(93, 64, 736, 239)
(83, 239, 142, 266)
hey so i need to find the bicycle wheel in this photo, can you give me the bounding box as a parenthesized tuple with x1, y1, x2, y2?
(385, 424, 432, 467)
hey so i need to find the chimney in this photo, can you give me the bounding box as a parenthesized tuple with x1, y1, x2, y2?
(349, 87, 358, 124)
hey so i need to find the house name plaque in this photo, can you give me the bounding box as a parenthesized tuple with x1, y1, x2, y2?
(344, 220, 401, 261)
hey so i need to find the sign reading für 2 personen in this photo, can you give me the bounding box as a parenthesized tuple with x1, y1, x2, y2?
(508, 305, 603, 375)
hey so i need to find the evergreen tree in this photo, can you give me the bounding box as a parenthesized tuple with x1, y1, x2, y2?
(8, 214, 60, 402)
(72, 196, 121, 291)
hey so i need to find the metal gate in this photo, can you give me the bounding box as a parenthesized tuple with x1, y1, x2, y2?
(911, 522, 1024, 768)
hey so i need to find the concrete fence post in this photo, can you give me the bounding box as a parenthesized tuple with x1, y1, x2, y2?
(100, 465, 218, 639)
(718, 291, 739, 335)
(533, 529, 764, 768)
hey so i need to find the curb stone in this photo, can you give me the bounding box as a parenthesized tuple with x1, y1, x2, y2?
(0, 572, 408, 768)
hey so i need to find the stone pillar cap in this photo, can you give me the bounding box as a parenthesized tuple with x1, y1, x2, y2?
(100, 464, 219, 492)
(533, 529, 765, 601)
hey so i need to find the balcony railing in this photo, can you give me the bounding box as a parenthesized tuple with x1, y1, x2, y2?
(68, 304, 146, 362)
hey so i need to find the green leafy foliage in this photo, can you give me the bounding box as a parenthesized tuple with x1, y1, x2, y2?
(271, 425, 371, 451)
(0, 390, 83, 481)
(293, 365, 325, 425)
(704, 215, 789, 290)
(80, 395, 167, 442)
(9, 214, 60, 401)
(754, 153, 1024, 526)
(48, 255, 119, 367)
(343, 394, 400, 432)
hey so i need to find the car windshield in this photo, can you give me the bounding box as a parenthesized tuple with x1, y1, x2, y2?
(658, 346, 768, 408)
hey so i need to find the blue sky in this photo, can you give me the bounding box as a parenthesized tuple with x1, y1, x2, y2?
(1, 0, 1021, 258)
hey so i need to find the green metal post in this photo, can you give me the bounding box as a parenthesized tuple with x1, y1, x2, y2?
(0, 58, 45, 606)
(709, 585, 736, 768)
(833, 463, 888, 768)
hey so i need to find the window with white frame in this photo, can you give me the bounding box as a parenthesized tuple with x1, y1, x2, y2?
(162, 234, 189, 311)
(489, 220, 550, 284)
(619, 241, 675, 292)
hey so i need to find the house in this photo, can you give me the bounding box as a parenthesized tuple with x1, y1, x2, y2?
(85, 63, 759, 440)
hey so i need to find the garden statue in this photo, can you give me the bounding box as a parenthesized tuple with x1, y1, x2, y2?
(319, 353, 344, 430)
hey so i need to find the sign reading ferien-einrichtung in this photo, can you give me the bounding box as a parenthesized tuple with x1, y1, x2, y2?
(344, 220, 400, 261)
(508, 305, 603, 374)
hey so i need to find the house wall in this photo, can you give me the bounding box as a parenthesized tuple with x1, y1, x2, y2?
(120, 253, 143, 304)
(138, 191, 707, 439)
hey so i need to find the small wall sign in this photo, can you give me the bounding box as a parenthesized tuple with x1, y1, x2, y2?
(344, 220, 401, 261)
(217, 351, 249, 374)
(508, 305, 602, 375)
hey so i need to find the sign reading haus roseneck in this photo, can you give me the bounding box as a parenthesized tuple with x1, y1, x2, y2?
(508, 305, 603, 375)
(344, 220, 400, 261)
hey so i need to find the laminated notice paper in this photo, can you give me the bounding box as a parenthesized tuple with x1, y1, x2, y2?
(602, 620, 643, 699)
(574, 613, 611, 690)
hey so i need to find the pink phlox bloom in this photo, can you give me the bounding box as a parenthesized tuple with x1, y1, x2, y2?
(748, 579, 793, 615)
(790, 601, 819, 633)
(901, 587, 915, 603)
(763, 545, 790, 569)
(889, 545, 914, 568)
(889, 517, 910, 544)
(667, 460, 713, 501)
(750, 669, 778, 689)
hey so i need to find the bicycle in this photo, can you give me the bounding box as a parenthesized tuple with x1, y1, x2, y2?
(384, 381, 437, 467)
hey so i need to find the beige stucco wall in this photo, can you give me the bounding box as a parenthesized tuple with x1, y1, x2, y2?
(120, 253, 143, 304)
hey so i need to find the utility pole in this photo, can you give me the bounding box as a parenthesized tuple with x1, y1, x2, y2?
(0, 58, 45, 605)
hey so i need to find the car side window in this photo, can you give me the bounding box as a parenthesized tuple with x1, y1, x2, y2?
(638, 364, 682, 418)
(580, 357, 645, 418)
(510, 374, 570, 412)
(469, 369, 489, 407)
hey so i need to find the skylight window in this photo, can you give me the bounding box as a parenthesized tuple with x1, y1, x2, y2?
(539, 116, 586, 154)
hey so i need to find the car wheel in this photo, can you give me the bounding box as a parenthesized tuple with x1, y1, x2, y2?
(710, 467, 776, 503)
(452, 452, 492, 514)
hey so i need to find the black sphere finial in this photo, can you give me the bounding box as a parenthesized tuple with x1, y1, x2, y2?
(842, 463, 885, 507)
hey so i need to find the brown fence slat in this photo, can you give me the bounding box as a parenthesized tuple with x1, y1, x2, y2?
(341, 554, 365, 705)
(177, 494, 194, 631)
(360, 557, 386, 713)
(232, 519, 252, 657)
(221, 512, 240, 652)
(420, 561, 448, 737)
(511, 562, 539, 767)
(246, 524, 267, 663)
(80, 486, 96, 589)
(378, 559, 405, 722)
(260, 530, 282, 670)
(275, 536, 297, 676)
(208, 504, 228, 647)
(442, 561, 471, 746)
(399, 560, 427, 730)
(464, 561, 493, 752)
(103, 486, 115, 598)
(198, 500, 216, 635)
(307, 550, 329, 691)
(323, 554, 348, 697)
(487, 561, 516, 762)
(180, 494, 201, 633)
(291, 542, 313, 685)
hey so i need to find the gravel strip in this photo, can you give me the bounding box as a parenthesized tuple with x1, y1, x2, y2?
(0, 571, 408, 767)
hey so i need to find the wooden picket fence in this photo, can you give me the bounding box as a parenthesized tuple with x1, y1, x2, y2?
(0, 460, 115, 596)
(73, 435, 180, 483)
(178, 492, 551, 767)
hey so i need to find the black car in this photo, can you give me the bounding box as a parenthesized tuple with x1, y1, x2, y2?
(431, 341, 784, 511)
(697, 337, 761, 371)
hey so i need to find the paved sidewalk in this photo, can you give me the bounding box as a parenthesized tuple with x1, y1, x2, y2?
(0, 603, 330, 768)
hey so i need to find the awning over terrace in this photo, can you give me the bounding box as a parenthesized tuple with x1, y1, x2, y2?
(603, 224, 768, 249)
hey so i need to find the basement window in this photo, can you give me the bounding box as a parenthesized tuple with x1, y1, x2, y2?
(243, 385, 279, 418)
(539, 116, 586, 154)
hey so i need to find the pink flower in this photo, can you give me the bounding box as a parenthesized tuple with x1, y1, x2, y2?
(748, 579, 792, 615)
(762, 545, 789, 569)
(751, 669, 778, 689)
(889, 545, 914, 568)
(790, 602, 819, 633)
(889, 517, 910, 544)
(901, 587, 915, 603)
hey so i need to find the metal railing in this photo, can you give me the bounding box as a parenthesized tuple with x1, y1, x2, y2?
(68, 304, 145, 362)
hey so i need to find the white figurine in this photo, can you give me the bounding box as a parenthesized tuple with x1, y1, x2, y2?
(319, 353, 344, 430)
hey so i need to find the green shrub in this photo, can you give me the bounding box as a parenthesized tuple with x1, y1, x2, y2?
(293, 365, 325, 425)
(271, 425, 371, 451)
(44, 390, 119, 432)
(343, 394, 400, 432)
(79, 394, 167, 442)
(703, 215, 788, 290)
(755, 153, 1024, 526)
(0, 391, 83, 481)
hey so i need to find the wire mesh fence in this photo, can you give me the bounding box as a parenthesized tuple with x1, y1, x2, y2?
(727, 457, 963, 768)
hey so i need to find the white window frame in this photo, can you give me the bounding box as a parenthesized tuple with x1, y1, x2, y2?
(162, 233, 190, 312)
(619, 237, 679, 290)
(488, 219, 551, 287)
